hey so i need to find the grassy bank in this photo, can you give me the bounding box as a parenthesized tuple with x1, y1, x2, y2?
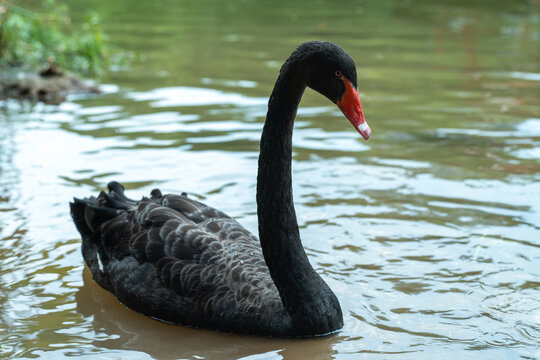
(0, 0, 125, 76)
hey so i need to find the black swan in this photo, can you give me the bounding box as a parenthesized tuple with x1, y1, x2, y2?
(70, 41, 371, 337)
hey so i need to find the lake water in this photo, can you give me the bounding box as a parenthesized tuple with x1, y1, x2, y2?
(1, 0, 539, 359)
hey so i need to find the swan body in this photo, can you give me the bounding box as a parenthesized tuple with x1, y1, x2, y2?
(71, 41, 370, 337)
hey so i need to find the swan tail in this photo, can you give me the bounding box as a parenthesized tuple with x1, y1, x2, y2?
(69, 196, 117, 238)
(70, 181, 137, 240)
(70, 197, 96, 240)
(70, 181, 137, 292)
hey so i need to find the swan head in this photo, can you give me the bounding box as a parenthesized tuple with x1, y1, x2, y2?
(297, 41, 371, 140)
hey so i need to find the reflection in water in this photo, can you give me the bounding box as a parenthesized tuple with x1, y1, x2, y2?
(1, 0, 540, 359)
(127, 86, 267, 107)
(77, 268, 339, 360)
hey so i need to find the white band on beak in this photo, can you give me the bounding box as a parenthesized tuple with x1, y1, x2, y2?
(357, 122, 369, 132)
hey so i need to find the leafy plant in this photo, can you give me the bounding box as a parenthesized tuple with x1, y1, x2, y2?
(0, 0, 127, 76)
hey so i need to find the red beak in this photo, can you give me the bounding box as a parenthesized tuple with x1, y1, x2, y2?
(336, 77, 371, 140)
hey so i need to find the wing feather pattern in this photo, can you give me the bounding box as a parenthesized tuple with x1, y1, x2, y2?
(70, 182, 288, 335)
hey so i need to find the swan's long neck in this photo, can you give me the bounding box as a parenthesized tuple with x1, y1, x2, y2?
(256, 61, 342, 332)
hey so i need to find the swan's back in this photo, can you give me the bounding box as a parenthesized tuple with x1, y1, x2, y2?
(71, 182, 288, 335)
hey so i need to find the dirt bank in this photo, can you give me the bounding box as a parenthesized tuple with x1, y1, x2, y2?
(1, 66, 99, 104)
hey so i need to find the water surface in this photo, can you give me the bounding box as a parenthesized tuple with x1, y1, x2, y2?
(1, 0, 539, 359)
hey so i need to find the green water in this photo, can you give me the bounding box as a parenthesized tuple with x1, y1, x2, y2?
(1, 0, 539, 359)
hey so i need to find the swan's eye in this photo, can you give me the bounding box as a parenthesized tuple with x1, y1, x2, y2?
(334, 70, 342, 77)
